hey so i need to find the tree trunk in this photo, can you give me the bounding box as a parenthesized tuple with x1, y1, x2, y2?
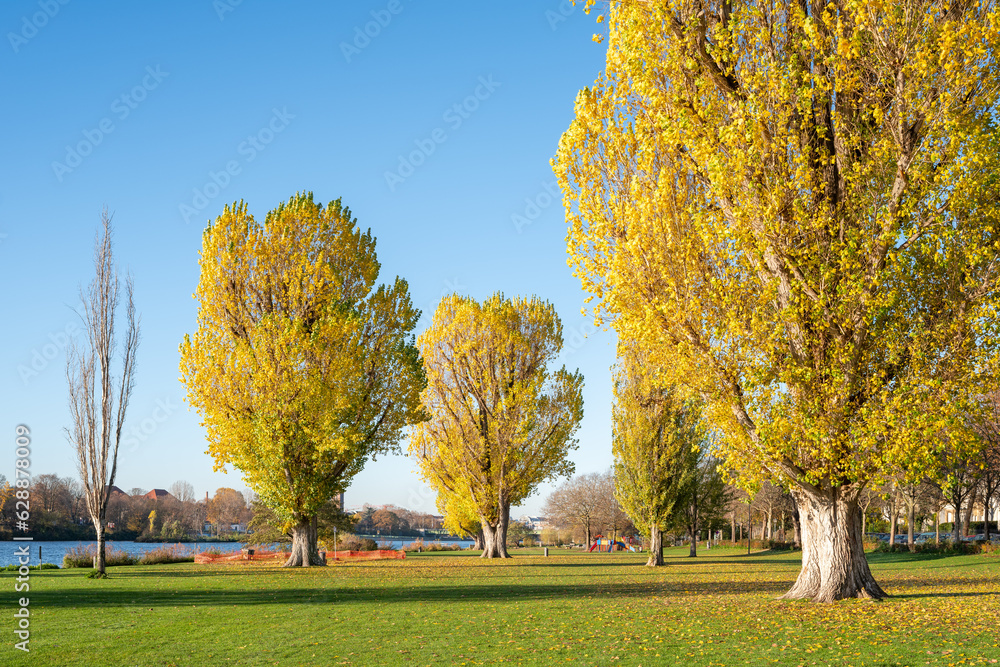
(94, 521, 106, 575)
(781, 487, 887, 603)
(907, 501, 915, 553)
(688, 528, 698, 557)
(889, 504, 899, 546)
(479, 505, 512, 559)
(647, 524, 663, 566)
(985, 492, 993, 541)
(473, 528, 485, 551)
(935, 512, 940, 545)
(963, 491, 976, 537)
(792, 505, 801, 548)
(284, 515, 325, 567)
(952, 499, 963, 542)
(731, 512, 736, 542)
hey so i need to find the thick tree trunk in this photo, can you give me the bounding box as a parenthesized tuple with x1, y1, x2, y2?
(647, 524, 664, 566)
(473, 528, 485, 551)
(284, 515, 325, 567)
(479, 505, 512, 559)
(781, 487, 887, 603)
(688, 530, 698, 557)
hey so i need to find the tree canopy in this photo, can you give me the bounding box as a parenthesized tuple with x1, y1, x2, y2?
(179, 192, 425, 566)
(555, 0, 1000, 601)
(409, 293, 584, 558)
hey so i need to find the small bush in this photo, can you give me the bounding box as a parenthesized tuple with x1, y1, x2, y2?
(63, 543, 138, 568)
(764, 540, 796, 551)
(337, 536, 380, 551)
(522, 537, 537, 548)
(139, 544, 195, 565)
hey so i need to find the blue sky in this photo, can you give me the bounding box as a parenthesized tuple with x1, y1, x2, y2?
(1, 0, 615, 516)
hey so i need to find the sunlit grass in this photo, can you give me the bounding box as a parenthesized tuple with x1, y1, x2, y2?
(8, 546, 999, 666)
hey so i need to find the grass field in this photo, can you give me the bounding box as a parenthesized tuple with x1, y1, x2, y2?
(7, 546, 999, 666)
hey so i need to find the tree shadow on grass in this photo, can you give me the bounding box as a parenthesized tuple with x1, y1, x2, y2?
(32, 576, 796, 609)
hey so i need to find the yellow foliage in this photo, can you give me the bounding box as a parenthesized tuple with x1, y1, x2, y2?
(555, 1, 1000, 495)
(179, 193, 426, 526)
(409, 293, 584, 532)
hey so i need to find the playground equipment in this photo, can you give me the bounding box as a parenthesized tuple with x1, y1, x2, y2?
(587, 535, 639, 553)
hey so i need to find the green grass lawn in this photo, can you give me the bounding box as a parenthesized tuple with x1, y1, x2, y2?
(7, 546, 999, 666)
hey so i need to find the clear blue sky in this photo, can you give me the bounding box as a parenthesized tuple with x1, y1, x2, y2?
(1, 0, 615, 516)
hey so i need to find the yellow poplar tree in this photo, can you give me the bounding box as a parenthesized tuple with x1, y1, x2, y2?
(555, 1, 1000, 601)
(179, 193, 426, 566)
(612, 344, 702, 566)
(409, 293, 584, 558)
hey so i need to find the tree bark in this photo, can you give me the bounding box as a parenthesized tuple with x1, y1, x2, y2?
(907, 501, 915, 552)
(952, 498, 964, 542)
(473, 528, 485, 551)
(962, 490, 976, 537)
(94, 522, 106, 575)
(284, 515, 325, 567)
(792, 505, 801, 548)
(889, 504, 898, 546)
(647, 524, 664, 566)
(479, 504, 512, 559)
(781, 487, 887, 603)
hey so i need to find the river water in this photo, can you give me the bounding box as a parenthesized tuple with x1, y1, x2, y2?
(1, 537, 475, 567)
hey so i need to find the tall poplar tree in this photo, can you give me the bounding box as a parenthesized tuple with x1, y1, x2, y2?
(613, 345, 702, 566)
(556, 1, 1000, 601)
(409, 293, 584, 558)
(179, 193, 425, 566)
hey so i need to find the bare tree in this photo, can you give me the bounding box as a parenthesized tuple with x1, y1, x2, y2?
(65, 210, 139, 577)
(168, 480, 196, 503)
(543, 472, 604, 547)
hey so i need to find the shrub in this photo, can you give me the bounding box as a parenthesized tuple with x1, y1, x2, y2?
(522, 537, 537, 548)
(337, 536, 380, 552)
(139, 544, 195, 565)
(765, 540, 796, 551)
(872, 540, 983, 555)
(63, 543, 138, 568)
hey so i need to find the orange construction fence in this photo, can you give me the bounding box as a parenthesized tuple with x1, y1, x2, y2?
(194, 549, 404, 564)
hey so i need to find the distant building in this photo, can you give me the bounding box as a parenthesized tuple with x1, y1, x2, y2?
(145, 489, 174, 502)
(519, 516, 549, 531)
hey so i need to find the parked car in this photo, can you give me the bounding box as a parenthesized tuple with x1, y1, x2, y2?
(961, 534, 986, 542)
